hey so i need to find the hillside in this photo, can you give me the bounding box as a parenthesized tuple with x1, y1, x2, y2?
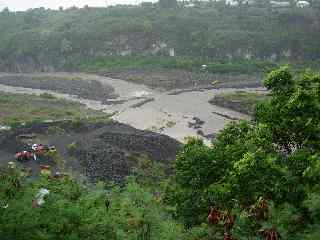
(0, 2, 319, 76)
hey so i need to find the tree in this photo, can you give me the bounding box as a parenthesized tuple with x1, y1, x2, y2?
(256, 67, 320, 153)
(171, 67, 320, 237)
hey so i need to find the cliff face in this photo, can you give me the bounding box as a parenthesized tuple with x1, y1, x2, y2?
(0, 55, 61, 73)
(0, 39, 175, 73)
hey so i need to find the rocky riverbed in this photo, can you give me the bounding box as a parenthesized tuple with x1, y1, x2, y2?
(0, 73, 116, 101)
(0, 73, 264, 143)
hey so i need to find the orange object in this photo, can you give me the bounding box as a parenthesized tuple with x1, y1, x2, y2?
(40, 165, 50, 170)
(40, 165, 51, 176)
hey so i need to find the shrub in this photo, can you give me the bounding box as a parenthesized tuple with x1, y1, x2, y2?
(67, 142, 78, 156)
(39, 93, 56, 99)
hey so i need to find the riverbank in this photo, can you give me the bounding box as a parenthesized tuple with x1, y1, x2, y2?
(0, 73, 263, 143)
(209, 91, 269, 115)
(0, 73, 116, 101)
(0, 91, 108, 126)
(104, 69, 262, 90)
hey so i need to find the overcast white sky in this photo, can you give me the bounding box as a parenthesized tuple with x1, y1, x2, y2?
(0, 0, 150, 11)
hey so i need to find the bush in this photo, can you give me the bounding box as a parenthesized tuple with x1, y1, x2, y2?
(67, 142, 77, 156)
(0, 168, 186, 240)
(39, 93, 56, 99)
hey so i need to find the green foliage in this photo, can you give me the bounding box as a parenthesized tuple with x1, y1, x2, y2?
(175, 138, 219, 189)
(39, 93, 57, 99)
(0, 5, 319, 73)
(303, 192, 320, 221)
(0, 168, 186, 240)
(0, 92, 104, 126)
(171, 68, 320, 238)
(263, 66, 295, 94)
(132, 156, 166, 190)
(232, 150, 284, 204)
(0, 165, 25, 204)
(67, 142, 78, 156)
(210, 91, 269, 115)
(1, 68, 320, 238)
(86, 115, 112, 124)
(70, 118, 86, 131)
(256, 67, 320, 152)
(72, 55, 276, 75)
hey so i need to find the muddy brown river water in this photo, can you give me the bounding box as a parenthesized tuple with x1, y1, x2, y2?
(0, 73, 265, 143)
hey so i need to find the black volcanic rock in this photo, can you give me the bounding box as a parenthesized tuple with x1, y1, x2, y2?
(0, 120, 182, 183)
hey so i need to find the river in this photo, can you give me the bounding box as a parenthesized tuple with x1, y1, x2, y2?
(0, 73, 264, 143)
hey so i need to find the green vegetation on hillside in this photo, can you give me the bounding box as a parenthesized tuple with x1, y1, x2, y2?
(0, 92, 107, 127)
(71, 56, 278, 75)
(0, 3, 319, 74)
(1, 67, 319, 239)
